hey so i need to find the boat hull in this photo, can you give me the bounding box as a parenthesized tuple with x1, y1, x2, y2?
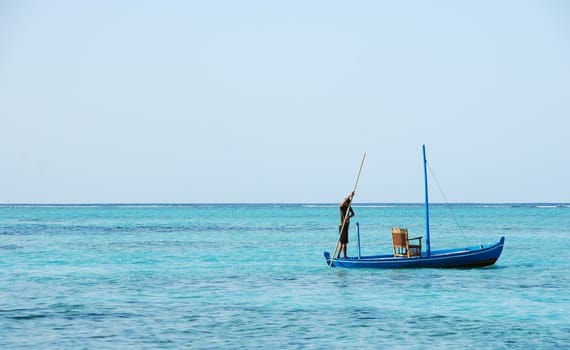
(324, 236, 504, 269)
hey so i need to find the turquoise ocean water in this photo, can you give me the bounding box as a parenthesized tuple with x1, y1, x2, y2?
(1, 203, 569, 349)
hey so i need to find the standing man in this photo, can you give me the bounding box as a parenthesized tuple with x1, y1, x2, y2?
(337, 191, 355, 258)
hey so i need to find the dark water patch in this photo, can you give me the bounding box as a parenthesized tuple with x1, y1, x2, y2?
(0, 244, 21, 250)
(1, 308, 50, 321)
(351, 307, 382, 321)
(1, 305, 138, 323)
(273, 276, 297, 282)
(9, 313, 49, 320)
(87, 334, 117, 339)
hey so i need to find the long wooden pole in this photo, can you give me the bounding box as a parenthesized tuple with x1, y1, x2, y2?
(329, 152, 366, 267)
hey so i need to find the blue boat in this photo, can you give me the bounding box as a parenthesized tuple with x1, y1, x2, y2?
(324, 145, 505, 268)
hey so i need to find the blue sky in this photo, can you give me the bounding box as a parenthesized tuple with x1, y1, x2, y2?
(1, 1, 569, 203)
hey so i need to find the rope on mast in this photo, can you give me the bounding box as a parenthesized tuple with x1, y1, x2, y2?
(426, 160, 470, 245)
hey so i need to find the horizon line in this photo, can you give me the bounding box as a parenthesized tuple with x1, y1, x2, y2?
(0, 202, 568, 206)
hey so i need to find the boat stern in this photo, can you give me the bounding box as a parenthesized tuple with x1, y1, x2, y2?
(323, 251, 333, 267)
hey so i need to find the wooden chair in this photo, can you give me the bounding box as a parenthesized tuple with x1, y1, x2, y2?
(391, 228, 422, 257)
